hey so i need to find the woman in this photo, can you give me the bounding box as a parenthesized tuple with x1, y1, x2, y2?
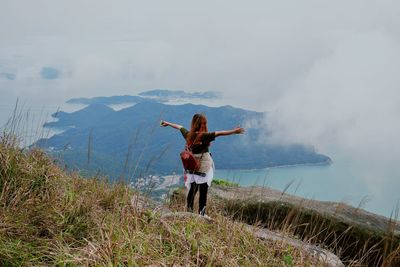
(160, 113, 245, 216)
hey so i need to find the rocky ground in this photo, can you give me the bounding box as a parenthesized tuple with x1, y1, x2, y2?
(210, 185, 400, 235)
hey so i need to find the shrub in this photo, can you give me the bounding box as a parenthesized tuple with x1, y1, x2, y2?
(212, 178, 239, 187)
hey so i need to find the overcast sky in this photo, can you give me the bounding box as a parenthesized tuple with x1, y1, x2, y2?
(1, 0, 400, 178)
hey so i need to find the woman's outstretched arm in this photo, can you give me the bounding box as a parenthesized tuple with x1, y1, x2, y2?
(215, 127, 245, 137)
(160, 120, 183, 130)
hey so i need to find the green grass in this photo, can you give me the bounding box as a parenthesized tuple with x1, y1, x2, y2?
(212, 178, 239, 187)
(0, 134, 318, 266)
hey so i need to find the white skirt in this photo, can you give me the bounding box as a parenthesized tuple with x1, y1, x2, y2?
(184, 152, 215, 190)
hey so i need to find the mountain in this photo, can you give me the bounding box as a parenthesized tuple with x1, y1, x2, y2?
(0, 72, 16, 80)
(44, 103, 115, 128)
(36, 100, 331, 181)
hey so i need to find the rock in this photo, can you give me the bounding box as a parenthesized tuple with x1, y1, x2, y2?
(130, 193, 171, 215)
(246, 225, 345, 267)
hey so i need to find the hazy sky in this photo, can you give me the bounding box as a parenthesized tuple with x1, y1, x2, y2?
(1, 0, 400, 181)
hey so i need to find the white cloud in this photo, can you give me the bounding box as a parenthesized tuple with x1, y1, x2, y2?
(1, 0, 400, 166)
(268, 30, 400, 147)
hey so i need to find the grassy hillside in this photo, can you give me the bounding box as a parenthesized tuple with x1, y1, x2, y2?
(0, 134, 320, 266)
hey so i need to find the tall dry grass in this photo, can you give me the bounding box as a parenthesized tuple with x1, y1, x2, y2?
(0, 132, 323, 266)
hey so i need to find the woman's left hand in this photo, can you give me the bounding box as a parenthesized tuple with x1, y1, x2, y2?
(234, 127, 245, 134)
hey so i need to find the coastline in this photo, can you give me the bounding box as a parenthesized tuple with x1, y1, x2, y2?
(156, 159, 333, 191)
(215, 158, 333, 173)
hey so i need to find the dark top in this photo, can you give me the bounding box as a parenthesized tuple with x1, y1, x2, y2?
(180, 127, 215, 154)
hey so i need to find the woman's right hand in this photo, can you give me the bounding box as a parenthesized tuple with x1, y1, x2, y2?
(160, 120, 168, 127)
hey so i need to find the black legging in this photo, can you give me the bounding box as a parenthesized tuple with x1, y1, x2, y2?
(187, 182, 209, 214)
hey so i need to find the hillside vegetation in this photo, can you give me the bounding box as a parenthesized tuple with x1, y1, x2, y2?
(0, 134, 320, 266)
(2, 132, 399, 266)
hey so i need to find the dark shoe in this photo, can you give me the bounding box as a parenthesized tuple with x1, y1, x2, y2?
(199, 206, 206, 216)
(187, 207, 193, 213)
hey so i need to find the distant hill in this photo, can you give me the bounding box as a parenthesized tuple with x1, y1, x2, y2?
(66, 95, 152, 105)
(36, 100, 331, 181)
(138, 89, 221, 99)
(66, 89, 221, 106)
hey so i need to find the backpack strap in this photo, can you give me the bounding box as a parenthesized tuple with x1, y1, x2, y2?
(186, 131, 202, 151)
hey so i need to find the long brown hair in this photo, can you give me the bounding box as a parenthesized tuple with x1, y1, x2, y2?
(187, 113, 208, 145)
